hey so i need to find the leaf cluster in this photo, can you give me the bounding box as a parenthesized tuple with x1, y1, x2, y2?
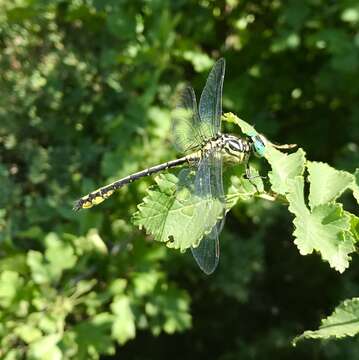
(1, 0, 359, 359)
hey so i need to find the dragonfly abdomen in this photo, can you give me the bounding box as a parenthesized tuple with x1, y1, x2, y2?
(73, 155, 197, 211)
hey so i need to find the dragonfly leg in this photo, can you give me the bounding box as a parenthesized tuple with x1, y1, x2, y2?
(243, 160, 266, 192)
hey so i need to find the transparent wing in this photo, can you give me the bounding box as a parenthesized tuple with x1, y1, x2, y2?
(191, 218, 224, 275)
(191, 151, 226, 274)
(199, 58, 225, 136)
(172, 59, 226, 274)
(172, 87, 206, 154)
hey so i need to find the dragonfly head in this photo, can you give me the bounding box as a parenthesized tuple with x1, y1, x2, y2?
(249, 132, 266, 157)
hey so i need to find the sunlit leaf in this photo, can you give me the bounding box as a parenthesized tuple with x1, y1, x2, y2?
(45, 233, 77, 275)
(132, 172, 224, 251)
(86, 229, 108, 254)
(287, 176, 355, 273)
(182, 51, 214, 72)
(27, 233, 77, 284)
(225, 165, 264, 210)
(27, 251, 49, 284)
(307, 162, 354, 209)
(111, 295, 136, 345)
(15, 324, 42, 344)
(0, 271, 23, 307)
(222, 112, 257, 136)
(349, 212, 359, 241)
(132, 271, 161, 297)
(293, 298, 359, 345)
(266, 147, 306, 195)
(28, 334, 62, 360)
(351, 168, 359, 204)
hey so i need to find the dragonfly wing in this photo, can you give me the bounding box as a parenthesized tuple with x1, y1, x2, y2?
(172, 87, 206, 154)
(191, 220, 221, 275)
(198, 58, 225, 136)
(191, 151, 225, 274)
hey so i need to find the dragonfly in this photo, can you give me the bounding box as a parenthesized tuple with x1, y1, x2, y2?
(73, 58, 267, 274)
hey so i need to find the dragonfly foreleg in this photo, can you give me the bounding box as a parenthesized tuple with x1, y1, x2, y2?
(243, 157, 265, 192)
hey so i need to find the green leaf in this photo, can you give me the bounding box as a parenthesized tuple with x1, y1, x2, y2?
(72, 313, 115, 358)
(27, 234, 77, 284)
(222, 112, 257, 136)
(287, 177, 356, 273)
(293, 298, 359, 345)
(349, 212, 359, 241)
(182, 51, 213, 72)
(14, 324, 42, 344)
(351, 168, 359, 204)
(45, 233, 77, 274)
(28, 334, 62, 360)
(266, 147, 306, 195)
(225, 165, 264, 210)
(154, 287, 191, 334)
(0, 271, 23, 307)
(27, 251, 50, 284)
(86, 229, 108, 255)
(132, 172, 224, 251)
(307, 162, 354, 209)
(111, 295, 136, 345)
(72, 279, 97, 299)
(109, 279, 127, 296)
(107, 9, 136, 39)
(132, 271, 161, 297)
(0, 254, 27, 274)
(341, 7, 359, 24)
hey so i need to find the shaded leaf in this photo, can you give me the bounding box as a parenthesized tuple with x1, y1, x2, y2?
(72, 313, 115, 358)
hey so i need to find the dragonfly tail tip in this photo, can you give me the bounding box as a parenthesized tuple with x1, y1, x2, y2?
(72, 200, 82, 212)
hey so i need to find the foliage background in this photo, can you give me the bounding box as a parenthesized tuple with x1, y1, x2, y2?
(0, 0, 358, 359)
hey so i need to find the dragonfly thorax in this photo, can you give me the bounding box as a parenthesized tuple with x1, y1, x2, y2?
(222, 134, 251, 162)
(201, 134, 251, 162)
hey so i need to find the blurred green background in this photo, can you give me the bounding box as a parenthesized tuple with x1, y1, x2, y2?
(1, 0, 359, 359)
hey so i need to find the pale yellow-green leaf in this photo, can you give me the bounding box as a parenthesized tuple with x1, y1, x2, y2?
(307, 162, 354, 209)
(111, 295, 136, 345)
(133, 172, 224, 251)
(287, 177, 355, 273)
(266, 147, 306, 195)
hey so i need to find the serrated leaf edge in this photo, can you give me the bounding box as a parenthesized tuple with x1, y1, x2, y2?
(293, 297, 359, 345)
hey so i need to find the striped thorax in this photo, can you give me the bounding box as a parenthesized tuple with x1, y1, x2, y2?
(201, 134, 251, 162)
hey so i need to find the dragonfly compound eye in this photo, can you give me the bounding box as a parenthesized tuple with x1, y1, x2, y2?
(252, 135, 266, 157)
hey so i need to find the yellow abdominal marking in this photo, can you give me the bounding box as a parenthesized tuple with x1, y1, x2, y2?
(82, 199, 94, 209)
(103, 190, 114, 198)
(92, 196, 105, 205)
(79, 188, 115, 209)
